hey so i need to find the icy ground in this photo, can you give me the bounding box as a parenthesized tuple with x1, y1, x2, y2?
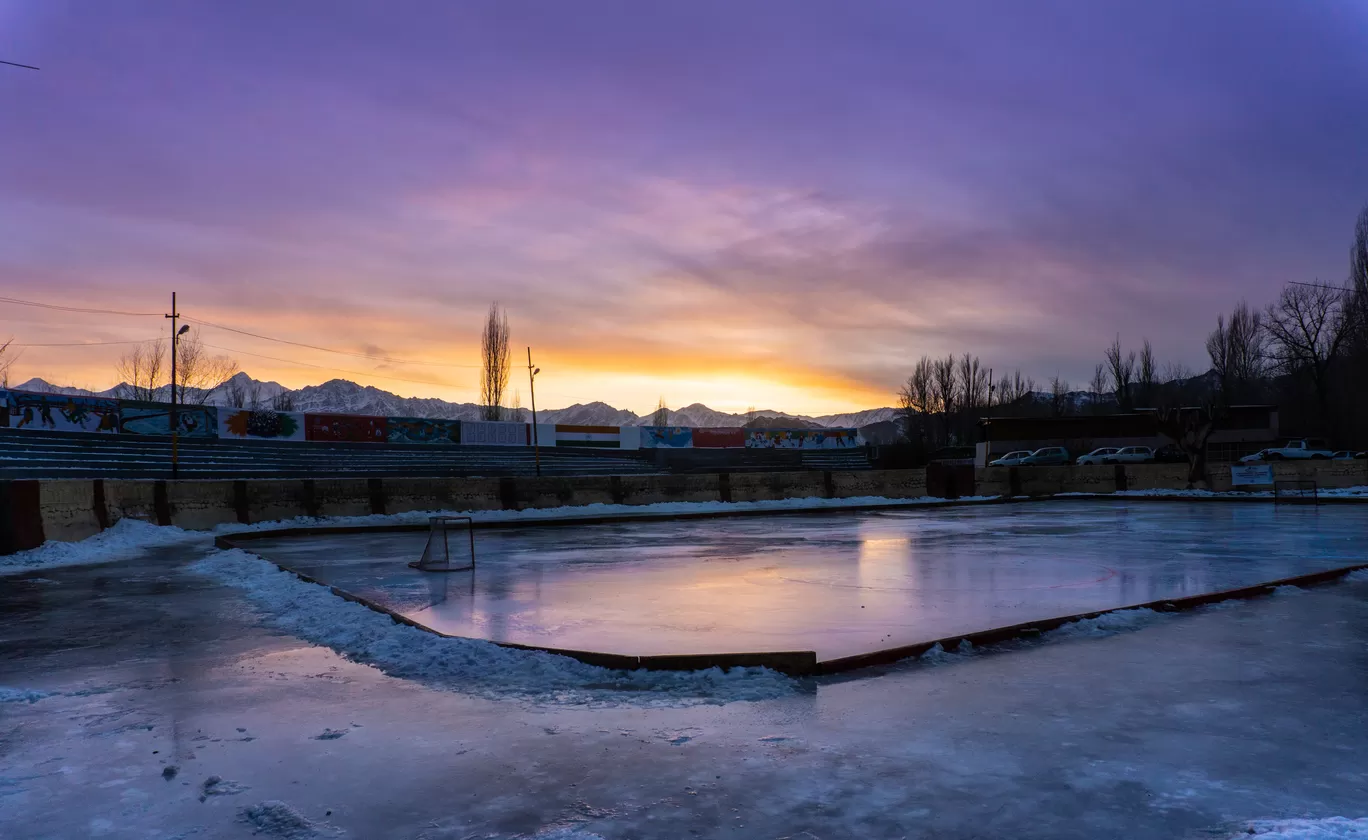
(2, 505, 1368, 837)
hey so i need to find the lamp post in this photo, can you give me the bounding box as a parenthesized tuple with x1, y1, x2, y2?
(165, 293, 189, 477)
(527, 347, 541, 477)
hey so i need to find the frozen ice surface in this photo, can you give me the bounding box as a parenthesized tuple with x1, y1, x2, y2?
(243, 500, 1368, 660)
(1239, 818, 1368, 838)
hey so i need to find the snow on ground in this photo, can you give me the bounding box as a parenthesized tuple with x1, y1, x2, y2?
(192, 547, 801, 707)
(1236, 818, 1368, 838)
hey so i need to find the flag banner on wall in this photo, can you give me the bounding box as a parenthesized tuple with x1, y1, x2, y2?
(554, 424, 620, 448)
(218, 409, 306, 441)
(691, 427, 746, 448)
(119, 402, 218, 438)
(638, 426, 693, 448)
(461, 420, 529, 446)
(304, 413, 388, 443)
(387, 417, 461, 444)
(1, 389, 119, 433)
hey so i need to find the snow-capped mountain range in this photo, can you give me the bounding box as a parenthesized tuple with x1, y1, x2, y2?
(11, 373, 901, 430)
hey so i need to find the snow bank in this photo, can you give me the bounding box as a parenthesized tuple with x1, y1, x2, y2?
(192, 548, 800, 707)
(0, 519, 201, 577)
(1050, 608, 1167, 639)
(0, 686, 55, 704)
(1236, 817, 1368, 838)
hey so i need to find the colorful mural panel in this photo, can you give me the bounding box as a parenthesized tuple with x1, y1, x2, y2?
(744, 428, 863, 449)
(638, 426, 693, 448)
(691, 427, 746, 448)
(218, 409, 306, 441)
(387, 417, 461, 445)
(460, 420, 529, 446)
(554, 424, 620, 448)
(118, 402, 217, 438)
(304, 413, 388, 443)
(2, 390, 119, 433)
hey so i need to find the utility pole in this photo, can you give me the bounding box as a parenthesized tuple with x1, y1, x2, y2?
(165, 293, 188, 478)
(527, 347, 541, 477)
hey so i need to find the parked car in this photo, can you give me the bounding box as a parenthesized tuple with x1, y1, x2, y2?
(1103, 446, 1155, 465)
(1020, 446, 1070, 466)
(1239, 449, 1272, 464)
(1331, 450, 1357, 460)
(1153, 445, 1187, 464)
(1357, 451, 1367, 460)
(1261, 439, 1335, 460)
(988, 450, 1034, 467)
(1075, 447, 1120, 466)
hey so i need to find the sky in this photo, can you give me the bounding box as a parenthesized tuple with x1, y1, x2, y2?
(2, 1, 1367, 415)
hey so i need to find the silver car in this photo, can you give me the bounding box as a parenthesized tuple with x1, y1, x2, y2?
(1103, 446, 1155, 465)
(989, 450, 1034, 467)
(1075, 447, 1120, 466)
(1020, 446, 1070, 466)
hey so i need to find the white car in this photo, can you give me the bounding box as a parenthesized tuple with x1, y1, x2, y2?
(1075, 447, 1120, 466)
(989, 450, 1034, 467)
(1103, 446, 1155, 465)
(1240, 449, 1272, 464)
(1020, 446, 1070, 466)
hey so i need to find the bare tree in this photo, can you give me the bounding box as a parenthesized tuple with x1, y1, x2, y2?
(1205, 301, 1267, 405)
(1105, 336, 1136, 412)
(1049, 376, 1071, 417)
(271, 390, 296, 412)
(1156, 404, 1221, 487)
(174, 330, 239, 405)
(115, 339, 167, 402)
(480, 303, 511, 421)
(652, 397, 669, 426)
(1264, 282, 1351, 437)
(0, 338, 18, 388)
(994, 370, 1035, 409)
(898, 356, 936, 441)
(1088, 363, 1108, 413)
(1136, 339, 1157, 407)
(1349, 204, 1368, 355)
(957, 353, 989, 413)
(930, 354, 958, 443)
(225, 375, 261, 409)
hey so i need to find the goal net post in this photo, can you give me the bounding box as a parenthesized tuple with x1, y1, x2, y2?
(1273, 479, 1318, 505)
(409, 515, 476, 572)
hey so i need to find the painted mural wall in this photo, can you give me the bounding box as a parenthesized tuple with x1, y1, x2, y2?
(304, 413, 388, 443)
(1, 390, 119, 433)
(387, 417, 461, 445)
(638, 426, 693, 448)
(745, 429, 864, 449)
(217, 409, 306, 441)
(119, 402, 218, 438)
(692, 427, 746, 448)
(553, 424, 621, 448)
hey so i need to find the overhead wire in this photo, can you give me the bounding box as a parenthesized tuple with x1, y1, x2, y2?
(0, 295, 163, 317)
(186, 316, 481, 368)
(198, 341, 470, 391)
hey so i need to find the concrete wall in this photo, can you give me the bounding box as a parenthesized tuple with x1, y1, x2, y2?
(4, 462, 1366, 554)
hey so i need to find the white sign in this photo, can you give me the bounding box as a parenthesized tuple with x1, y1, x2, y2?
(1230, 465, 1273, 486)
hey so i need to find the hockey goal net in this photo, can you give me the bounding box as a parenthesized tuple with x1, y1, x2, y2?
(408, 516, 476, 572)
(1273, 479, 1319, 505)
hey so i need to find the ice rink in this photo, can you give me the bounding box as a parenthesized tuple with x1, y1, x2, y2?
(243, 500, 1368, 662)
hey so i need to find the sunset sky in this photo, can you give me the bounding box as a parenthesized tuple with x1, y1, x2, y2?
(2, 1, 1366, 415)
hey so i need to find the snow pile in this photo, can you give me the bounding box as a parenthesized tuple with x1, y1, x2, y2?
(237, 800, 330, 838)
(1050, 608, 1166, 639)
(1345, 569, 1368, 583)
(1236, 817, 1368, 838)
(0, 518, 200, 576)
(192, 548, 799, 707)
(0, 686, 54, 704)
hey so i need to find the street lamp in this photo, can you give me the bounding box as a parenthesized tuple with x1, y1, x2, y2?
(527, 349, 541, 477)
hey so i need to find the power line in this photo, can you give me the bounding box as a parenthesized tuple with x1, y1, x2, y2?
(0, 59, 39, 70)
(12, 339, 151, 348)
(199, 341, 469, 390)
(1289, 281, 1351, 292)
(0, 295, 163, 317)
(185, 316, 481, 368)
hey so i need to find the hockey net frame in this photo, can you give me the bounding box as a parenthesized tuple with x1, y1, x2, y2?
(408, 515, 476, 572)
(1273, 479, 1319, 505)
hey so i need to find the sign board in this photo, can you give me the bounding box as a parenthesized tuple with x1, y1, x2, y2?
(1230, 465, 1274, 486)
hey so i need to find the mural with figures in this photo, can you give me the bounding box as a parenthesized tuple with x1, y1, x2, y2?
(218, 409, 306, 441)
(1, 390, 119, 433)
(639, 426, 693, 448)
(119, 402, 217, 437)
(746, 428, 863, 449)
(305, 413, 388, 443)
(692, 427, 746, 448)
(387, 417, 461, 445)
